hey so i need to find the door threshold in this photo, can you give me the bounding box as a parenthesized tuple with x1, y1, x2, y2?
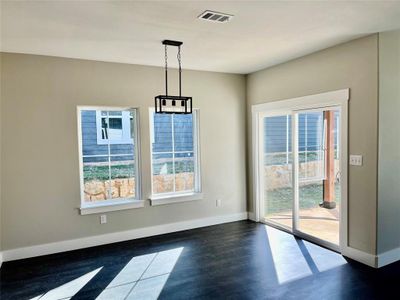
(262, 219, 341, 254)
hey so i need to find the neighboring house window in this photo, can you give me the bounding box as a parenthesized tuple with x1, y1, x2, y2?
(96, 110, 133, 144)
(78, 107, 140, 208)
(149, 109, 201, 196)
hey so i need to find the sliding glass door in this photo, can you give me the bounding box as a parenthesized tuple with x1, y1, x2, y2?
(294, 109, 341, 248)
(260, 107, 341, 250)
(263, 114, 293, 230)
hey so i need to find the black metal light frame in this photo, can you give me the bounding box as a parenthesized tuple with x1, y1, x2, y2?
(155, 40, 192, 114)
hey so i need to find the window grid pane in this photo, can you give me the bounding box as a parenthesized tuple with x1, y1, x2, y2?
(152, 111, 197, 195)
(173, 113, 194, 192)
(80, 108, 137, 204)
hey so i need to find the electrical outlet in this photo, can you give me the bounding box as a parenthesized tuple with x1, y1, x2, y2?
(216, 199, 221, 207)
(349, 155, 363, 166)
(100, 214, 107, 224)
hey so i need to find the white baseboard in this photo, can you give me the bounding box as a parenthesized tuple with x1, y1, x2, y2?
(2, 212, 248, 262)
(4, 213, 395, 269)
(342, 245, 400, 268)
(377, 246, 400, 268)
(342, 246, 377, 267)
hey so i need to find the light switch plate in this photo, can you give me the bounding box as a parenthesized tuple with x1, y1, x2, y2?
(349, 155, 363, 166)
(100, 214, 107, 224)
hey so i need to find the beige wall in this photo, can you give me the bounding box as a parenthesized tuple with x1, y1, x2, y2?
(0, 35, 388, 259)
(0, 53, 247, 250)
(0, 52, 2, 252)
(378, 30, 400, 254)
(246, 35, 379, 254)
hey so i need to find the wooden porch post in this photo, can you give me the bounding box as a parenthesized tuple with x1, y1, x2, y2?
(321, 110, 336, 209)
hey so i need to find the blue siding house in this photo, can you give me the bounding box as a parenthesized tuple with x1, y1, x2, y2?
(81, 110, 194, 163)
(81, 110, 134, 162)
(264, 112, 339, 154)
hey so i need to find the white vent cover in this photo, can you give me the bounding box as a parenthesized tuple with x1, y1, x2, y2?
(198, 10, 233, 23)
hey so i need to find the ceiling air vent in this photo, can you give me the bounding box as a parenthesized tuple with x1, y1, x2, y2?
(198, 10, 233, 23)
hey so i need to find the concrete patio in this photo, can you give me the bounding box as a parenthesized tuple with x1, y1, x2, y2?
(266, 204, 340, 245)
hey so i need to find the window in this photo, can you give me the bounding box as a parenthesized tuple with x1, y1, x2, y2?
(78, 107, 142, 214)
(96, 110, 133, 144)
(149, 109, 201, 198)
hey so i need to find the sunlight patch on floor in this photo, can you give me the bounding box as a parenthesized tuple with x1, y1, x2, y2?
(265, 225, 346, 285)
(29, 247, 183, 300)
(302, 241, 346, 272)
(96, 247, 183, 300)
(30, 267, 103, 300)
(266, 226, 312, 284)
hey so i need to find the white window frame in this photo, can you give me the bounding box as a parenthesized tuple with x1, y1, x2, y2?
(96, 110, 133, 145)
(149, 108, 202, 205)
(77, 106, 143, 215)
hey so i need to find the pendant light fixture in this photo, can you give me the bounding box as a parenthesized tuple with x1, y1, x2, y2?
(155, 40, 192, 114)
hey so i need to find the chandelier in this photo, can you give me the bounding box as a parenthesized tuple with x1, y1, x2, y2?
(154, 40, 192, 114)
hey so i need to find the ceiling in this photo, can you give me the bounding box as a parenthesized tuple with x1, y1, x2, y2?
(1, 1, 400, 74)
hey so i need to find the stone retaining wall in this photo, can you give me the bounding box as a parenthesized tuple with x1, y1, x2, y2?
(84, 173, 194, 201)
(83, 161, 338, 201)
(265, 160, 340, 191)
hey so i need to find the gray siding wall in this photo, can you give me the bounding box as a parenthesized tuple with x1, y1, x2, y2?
(81, 111, 194, 161)
(81, 110, 134, 162)
(152, 114, 193, 153)
(264, 113, 339, 153)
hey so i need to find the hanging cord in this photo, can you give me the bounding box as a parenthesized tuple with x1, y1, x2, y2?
(178, 45, 182, 97)
(165, 44, 168, 96)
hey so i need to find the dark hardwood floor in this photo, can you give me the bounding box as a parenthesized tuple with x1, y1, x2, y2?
(0, 220, 399, 300)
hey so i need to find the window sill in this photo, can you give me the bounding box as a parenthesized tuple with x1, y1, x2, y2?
(150, 192, 203, 206)
(80, 199, 145, 215)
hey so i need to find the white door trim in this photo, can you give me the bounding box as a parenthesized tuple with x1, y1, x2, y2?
(251, 89, 349, 113)
(251, 88, 349, 253)
(251, 110, 261, 222)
